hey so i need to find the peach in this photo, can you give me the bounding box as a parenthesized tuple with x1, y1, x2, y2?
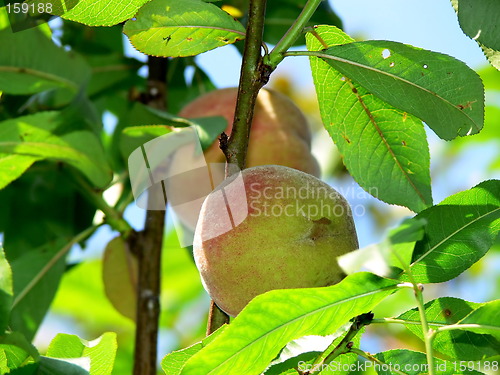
(193, 165, 358, 316)
(179, 87, 320, 176)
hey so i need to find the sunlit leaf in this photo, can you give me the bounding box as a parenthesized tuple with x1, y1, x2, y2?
(161, 326, 226, 375)
(46, 332, 117, 375)
(264, 325, 361, 375)
(398, 297, 499, 360)
(404, 179, 500, 283)
(374, 349, 484, 374)
(307, 26, 432, 212)
(123, 0, 246, 57)
(317, 38, 484, 140)
(180, 273, 398, 375)
(458, 300, 500, 337)
(0, 332, 39, 372)
(0, 246, 13, 333)
(27, 0, 151, 27)
(338, 218, 426, 278)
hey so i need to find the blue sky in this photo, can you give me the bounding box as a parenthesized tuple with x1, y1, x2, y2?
(196, 0, 487, 89)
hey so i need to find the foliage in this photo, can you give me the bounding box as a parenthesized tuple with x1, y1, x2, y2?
(0, 0, 499, 374)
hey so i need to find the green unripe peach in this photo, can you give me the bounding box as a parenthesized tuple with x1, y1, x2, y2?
(193, 165, 358, 316)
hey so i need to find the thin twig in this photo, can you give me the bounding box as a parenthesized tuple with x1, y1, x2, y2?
(264, 0, 323, 69)
(220, 0, 268, 174)
(304, 313, 374, 375)
(70, 170, 132, 235)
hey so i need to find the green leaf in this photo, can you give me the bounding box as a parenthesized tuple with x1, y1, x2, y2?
(317, 37, 484, 140)
(457, 0, 500, 51)
(307, 26, 432, 212)
(0, 332, 39, 371)
(398, 297, 500, 360)
(263, 0, 342, 45)
(374, 349, 484, 374)
(264, 325, 362, 375)
(0, 27, 90, 95)
(0, 112, 112, 188)
(404, 179, 500, 283)
(120, 102, 226, 159)
(180, 273, 398, 375)
(0, 7, 9, 30)
(0, 246, 13, 333)
(166, 58, 216, 115)
(46, 333, 117, 375)
(123, 0, 246, 58)
(0, 349, 9, 374)
(0, 162, 96, 262)
(458, 300, 500, 337)
(86, 55, 143, 99)
(451, 0, 500, 71)
(9, 239, 68, 341)
(161, 326, 226, 375)
(0, 155, 38, 190)
(27, 0, 151, 27)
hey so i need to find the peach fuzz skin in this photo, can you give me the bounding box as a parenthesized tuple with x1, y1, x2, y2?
(193, 165, 359, 316)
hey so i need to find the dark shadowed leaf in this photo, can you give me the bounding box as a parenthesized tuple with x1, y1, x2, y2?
(457, 0, 500, 51)
(9, 239, 67, 341)
(0, 112, 112, 188)
(0, 28, 90, 95)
